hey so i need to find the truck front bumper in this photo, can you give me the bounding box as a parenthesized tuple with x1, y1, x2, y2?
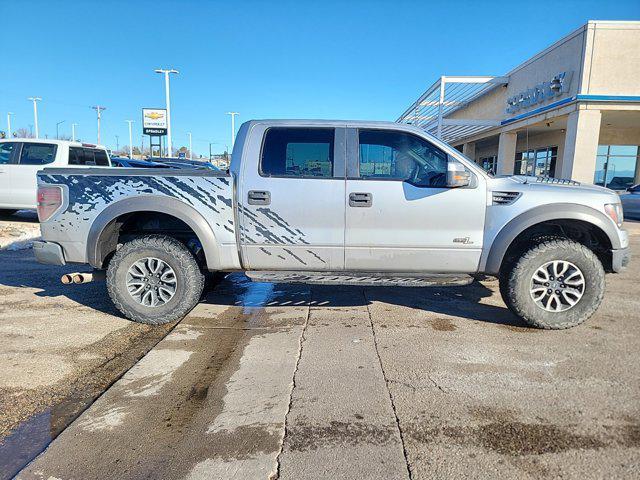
(33, 241, 66, 266)
(611, 247, 630, 273)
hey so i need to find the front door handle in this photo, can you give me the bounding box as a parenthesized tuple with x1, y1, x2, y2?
(248, 190, 271, 205)
(349, 192, 372, 207)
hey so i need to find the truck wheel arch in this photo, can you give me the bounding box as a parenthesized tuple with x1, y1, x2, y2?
(87, 195, 222, 270)
(481, 203, 620, 275)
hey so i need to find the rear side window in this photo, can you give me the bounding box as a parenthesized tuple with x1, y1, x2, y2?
(0, 142, 16, 164)
(69, 147, 109, 166)
(93, 149, 110, 166)
(261, 128, 334, 178)
(19, 143, 57, 165)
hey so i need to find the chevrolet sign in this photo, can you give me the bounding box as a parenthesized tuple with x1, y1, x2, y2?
(142, 108, 168, 136)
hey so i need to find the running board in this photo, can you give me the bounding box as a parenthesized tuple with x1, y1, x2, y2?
(245, 271, 474, 287)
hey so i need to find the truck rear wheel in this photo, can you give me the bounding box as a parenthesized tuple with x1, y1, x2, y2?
(500, 239, 605, 329)
(106, 235, 205, 325)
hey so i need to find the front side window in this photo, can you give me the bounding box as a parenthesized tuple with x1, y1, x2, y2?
(19, 143, 57, 166)
(261, 128, 334, 178)
(358, 129, 448, 187)
(0, 142, 16, 164)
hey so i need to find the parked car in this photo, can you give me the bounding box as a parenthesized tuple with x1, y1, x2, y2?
(34, 120, 629, 330)
(621, 184, 640, 220)
(111, 157, 175, 169)
(0, 139, 111, 214)
(152, 157, 221, 171)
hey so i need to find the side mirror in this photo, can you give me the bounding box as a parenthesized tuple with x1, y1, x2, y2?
(446, 161, 471, 188)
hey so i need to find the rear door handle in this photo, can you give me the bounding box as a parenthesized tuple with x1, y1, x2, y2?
(248, 190, 271, 205)
(349, 192, 372, 207)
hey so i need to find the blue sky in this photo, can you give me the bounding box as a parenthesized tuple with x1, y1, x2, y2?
(1, 0, 638, 155)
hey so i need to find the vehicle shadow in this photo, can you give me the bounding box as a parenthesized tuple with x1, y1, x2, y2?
(0, 250, 121, 317)
(204, 273, 529, 329)
(0, 252, 526, 328)
(0, 210, 38, 223)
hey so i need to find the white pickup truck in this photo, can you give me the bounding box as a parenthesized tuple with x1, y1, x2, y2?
(33, 120, 629, 329)
(0, 139, 111, 214)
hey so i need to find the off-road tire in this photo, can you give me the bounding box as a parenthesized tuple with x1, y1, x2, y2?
(500, 239, 605, 329)
(499, 234, 565, 312)
(106, 235, 205, 325)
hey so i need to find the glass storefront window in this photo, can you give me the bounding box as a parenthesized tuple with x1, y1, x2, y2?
(594, 145, 638, 190)
(479, 155, 497, 175)
(514, 147, 557, 177)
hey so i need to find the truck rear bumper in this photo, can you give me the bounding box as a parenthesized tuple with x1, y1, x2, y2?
(611, 247, 630, 273)
(33, 241, 66, 266)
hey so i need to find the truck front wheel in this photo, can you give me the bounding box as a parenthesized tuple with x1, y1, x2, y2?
(500, 239, 605, 329)
(106, 235, 205, 325)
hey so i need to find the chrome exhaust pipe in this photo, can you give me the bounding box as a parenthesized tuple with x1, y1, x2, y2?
(61, 270, 106, 285)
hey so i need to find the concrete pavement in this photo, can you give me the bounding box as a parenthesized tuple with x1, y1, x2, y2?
(6, 223, 640, 479)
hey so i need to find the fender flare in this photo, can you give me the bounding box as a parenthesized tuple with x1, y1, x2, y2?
(87, 195, 222, 270)
(480, 203, 621, 275)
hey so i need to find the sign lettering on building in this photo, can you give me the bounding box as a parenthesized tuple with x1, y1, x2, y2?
(506, 71, 573, 114)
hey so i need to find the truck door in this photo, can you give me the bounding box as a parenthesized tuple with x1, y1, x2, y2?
(12, 142, 59, 209)
(239, 125, 346, 270)
(344, 127, 486, 273)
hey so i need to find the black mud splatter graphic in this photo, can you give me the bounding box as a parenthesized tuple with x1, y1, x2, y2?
(306, 250, 327, 264)
(39, 173, 235, 235)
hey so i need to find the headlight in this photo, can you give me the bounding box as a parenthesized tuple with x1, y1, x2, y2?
(604, 203, 624, 228)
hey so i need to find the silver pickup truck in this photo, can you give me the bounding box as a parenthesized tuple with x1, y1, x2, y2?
(34, 120, 630, 329)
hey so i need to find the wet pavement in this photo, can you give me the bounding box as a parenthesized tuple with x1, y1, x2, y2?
(3, 222, 640, 479)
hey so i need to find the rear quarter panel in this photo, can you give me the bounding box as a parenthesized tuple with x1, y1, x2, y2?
(38, 169, 236, 267)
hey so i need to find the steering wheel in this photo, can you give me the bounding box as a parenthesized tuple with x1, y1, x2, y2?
(425, 171, 447, 187)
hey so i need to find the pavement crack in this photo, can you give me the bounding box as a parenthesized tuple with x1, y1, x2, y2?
(427, 374, 448, 394)
(363, 289, 413, 480)
(273, 293, 311, 479)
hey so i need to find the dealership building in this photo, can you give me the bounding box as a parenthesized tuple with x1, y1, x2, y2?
(398, 20, 640, 190)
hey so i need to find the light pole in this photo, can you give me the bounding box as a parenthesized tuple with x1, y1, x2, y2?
(6, 112, 13, 138)
(126, 120, 134, 158)
(154, 68, 179, 157)
(71, 123, 78, 142)
(56, 120, 65, 139)
(28, 97, 42, 138)
(187, 132, 192, 159)
(92, 106, 106, 144)
(226, 112, 239, 149)
(115, 135, 119, 152)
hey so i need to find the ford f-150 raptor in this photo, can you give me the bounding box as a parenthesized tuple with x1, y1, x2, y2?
(33, 120, 630, 329)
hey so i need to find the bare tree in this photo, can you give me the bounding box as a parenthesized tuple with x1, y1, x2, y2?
(15, 127, 34, 138)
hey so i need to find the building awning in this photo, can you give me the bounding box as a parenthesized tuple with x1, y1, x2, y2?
(397, 76, 508, 144)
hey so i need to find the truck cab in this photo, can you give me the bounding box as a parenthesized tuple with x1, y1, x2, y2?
(233, 120, 486, 273)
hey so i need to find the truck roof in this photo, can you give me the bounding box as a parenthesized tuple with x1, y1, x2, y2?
(245, 119, 417, 128)
(0, 138, 107, 149)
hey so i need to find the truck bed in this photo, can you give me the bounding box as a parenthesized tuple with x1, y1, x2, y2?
(38, 168, 236, 265)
